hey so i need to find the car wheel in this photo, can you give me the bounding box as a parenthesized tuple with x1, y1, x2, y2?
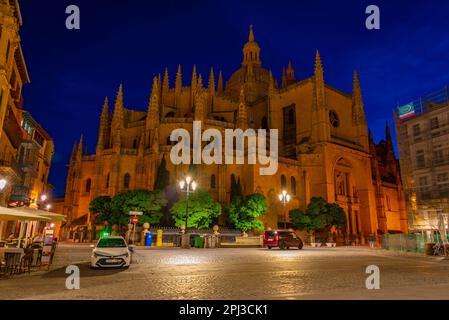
(298, 241, 304, 250)
(267, 246, 272, 250)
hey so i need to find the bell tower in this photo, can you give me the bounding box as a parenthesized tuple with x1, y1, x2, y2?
(242, 25, 261, 67)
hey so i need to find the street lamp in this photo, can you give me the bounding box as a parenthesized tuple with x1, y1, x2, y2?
(278, 190, 291, 229)
(179, 176, 197, 248)
(40, 194, 47, 202)
(46, 204, 52, 211)
(0, 179, 7, 190)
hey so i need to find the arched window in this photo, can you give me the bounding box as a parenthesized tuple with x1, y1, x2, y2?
(85, 178, 91, 193)
(281, 174, 287, 191)
(165, 111, 175, 118)
(105, 174, 110, 189)
(291, 176, 296, 195)
(261, 116, 268, 130)
(211, 174, 216, 189)
(124, 173, 131, 188)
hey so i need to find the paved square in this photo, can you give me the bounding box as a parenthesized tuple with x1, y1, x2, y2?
(1, 244, 449, 299)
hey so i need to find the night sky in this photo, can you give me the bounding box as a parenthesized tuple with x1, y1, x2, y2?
(18, 0, 449, 197)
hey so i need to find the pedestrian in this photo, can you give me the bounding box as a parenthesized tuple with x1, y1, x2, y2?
(368, 234, 375, 248)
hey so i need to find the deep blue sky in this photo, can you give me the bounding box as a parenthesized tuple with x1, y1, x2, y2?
(19, 0, 449, 197)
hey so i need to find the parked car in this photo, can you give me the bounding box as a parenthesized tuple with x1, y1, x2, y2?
(90, 236, 133, 268)
(263, 230, 304, 250)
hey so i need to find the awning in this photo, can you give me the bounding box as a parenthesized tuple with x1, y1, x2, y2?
(11, 207, 66, 222)
(0, 206, 50, 221)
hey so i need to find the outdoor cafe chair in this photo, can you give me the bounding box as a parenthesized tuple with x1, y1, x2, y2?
(20, 248, 34, 274)
(2, 252, 22, 277)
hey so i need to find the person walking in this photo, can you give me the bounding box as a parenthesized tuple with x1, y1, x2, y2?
(368, 234, 376, 248)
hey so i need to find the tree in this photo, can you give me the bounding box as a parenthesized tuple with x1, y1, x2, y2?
(153, 156, 170, 191)
(89, 196, 112, 224)
(170, 189, 221, 229)
(111, 189, 168, 226)
(289, 197, 346, 242)
(228, 193, 267, 232)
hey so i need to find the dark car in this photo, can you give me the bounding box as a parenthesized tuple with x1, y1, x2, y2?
(263, 230, 303, 250)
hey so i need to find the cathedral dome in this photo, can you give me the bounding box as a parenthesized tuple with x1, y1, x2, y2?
(225, 25, 271, 103)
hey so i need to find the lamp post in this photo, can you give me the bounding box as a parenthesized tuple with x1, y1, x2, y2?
(0, 178, 7, 191)
(278, 190, 291, 229)
(179, 176, 197, 248)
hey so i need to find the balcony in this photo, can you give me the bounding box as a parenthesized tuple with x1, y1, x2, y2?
(0, 158, 23, 182)
(8, 184, 30, 207)
(3, 106, 23, 149)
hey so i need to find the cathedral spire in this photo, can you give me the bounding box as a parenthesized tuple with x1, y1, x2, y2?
(352, 70, 366, 125)
(175, 64, 182, 89)
(217, 70, 223, 93)
(236, 86, 248, 130)
(314, 50, 324, 82)
(313, 50, 325, 110)
(208, 67, 215, 94)
(175, 64, 182, 107)
(386, 120, 393, 149)
(248, 24, 255, 42)
(162, 67, 169, 103)
(148, 76, 160, 128)
(311, 50, 330, 143)
(286, 60, 296, 85)
(77, 134, 83, 159)
(111, 84, 124, 150)
(194, 75, 205, 122)
(352, 70, 369, 151)
(242, 24, 261, 66)
(281, 67, 287, 88)
(96, 97, 109, 152)
(190, 64, 197, 108)
(197, 73, 203, 90)
(70, 140, 78, 162)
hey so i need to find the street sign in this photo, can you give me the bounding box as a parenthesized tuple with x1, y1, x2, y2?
(129, 211, 143, 216)
(132, 215, 139, 224)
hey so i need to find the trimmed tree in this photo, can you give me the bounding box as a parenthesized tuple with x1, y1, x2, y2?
(289, 196, 346, 243)
(228, 193, 267, 234)
(153, 156, 170, 191)
(170, 189, 221, 229)
(89, 196, 112, 224)
(110, 189, 167, 226)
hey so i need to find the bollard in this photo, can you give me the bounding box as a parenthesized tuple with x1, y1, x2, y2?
(156, 229, 163, 247)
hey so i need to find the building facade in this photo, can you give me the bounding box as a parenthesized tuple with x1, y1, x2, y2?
(394, 86, 449, 233)
(0, 0, 55, 240)
(63, 26, 408, 236)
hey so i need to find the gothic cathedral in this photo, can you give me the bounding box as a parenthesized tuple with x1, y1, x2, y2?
(63, 26, 408, 236)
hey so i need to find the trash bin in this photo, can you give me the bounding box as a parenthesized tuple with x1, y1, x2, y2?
(145, 232, 153, 247)
(194, 236, 204, 248)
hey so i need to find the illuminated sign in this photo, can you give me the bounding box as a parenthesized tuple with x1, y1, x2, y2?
(398, 103, 416, 120)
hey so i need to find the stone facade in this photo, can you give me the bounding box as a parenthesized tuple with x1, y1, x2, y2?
(0, 1, 54, 240)
(63, 26, 408, 235)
